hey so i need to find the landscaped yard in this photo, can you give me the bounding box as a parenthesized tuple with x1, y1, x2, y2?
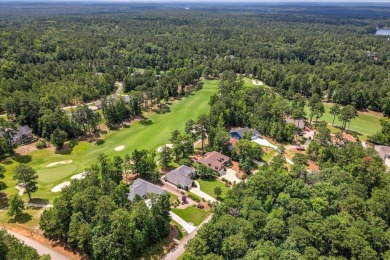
(1, 79, 219, 202)
(305, 103, 382, 136)
(262, 149, 276, 163)
(171, 206, 210, 226)
(168, 192, 179, 204)
(197, 178, 229, 199)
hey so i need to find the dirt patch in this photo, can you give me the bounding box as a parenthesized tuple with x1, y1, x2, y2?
(14, 141, 39, 155)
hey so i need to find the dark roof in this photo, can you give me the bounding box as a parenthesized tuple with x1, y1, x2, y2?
(229, 127, 259, 139)
(12, 125, 32, 142)
(166, 165, 195, 187)
(128, 179, 166, 201)
(198, 151, 230, 172)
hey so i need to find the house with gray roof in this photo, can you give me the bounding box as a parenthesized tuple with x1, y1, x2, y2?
(0, 125, 33, 146)
(375, 145, 390, 161)
(229, 127, 259, 140)
(285, 117, 305, 129)
(166, 165, 195, 190)
(198, 151, 230, 173)
(128, 179, 167, 201)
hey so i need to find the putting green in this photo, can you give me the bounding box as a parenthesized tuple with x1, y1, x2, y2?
(2, 79, 218, 201)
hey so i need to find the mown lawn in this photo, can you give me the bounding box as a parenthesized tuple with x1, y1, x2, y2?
(262, 149, 276, 163)
(197, 178, 229, 199)
(168, 192, 179, 204)
(305, 103, 382, 136)
(1, 80, 219, 202)
(171, 207, 210, 226)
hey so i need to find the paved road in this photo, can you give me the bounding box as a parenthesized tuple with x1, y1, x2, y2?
(163, 214, 213, 260)
(170, 211, 196, 233)
(5, 229, 70, 260)
(114, 81, 123, 97)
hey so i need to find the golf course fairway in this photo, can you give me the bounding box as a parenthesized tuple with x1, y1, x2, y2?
(2, 79, 219, 201)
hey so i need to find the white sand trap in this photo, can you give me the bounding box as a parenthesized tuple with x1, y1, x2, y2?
(252, 79, 264, 86)
(115, 145, 125, 151)
(46, 160, 73, 168)
(51, 181, 71, 192)
(71, 172, 87, 180)
(157, 144, 174, 153)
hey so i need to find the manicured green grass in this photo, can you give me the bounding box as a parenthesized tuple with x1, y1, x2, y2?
(168, 192, 179, 204)
(171, 207, 210, 226)
(1, 80, 219, 202)
(263, 149, 276, 163)
(305, 103, 383, 136)
(197, 178, 229, 199)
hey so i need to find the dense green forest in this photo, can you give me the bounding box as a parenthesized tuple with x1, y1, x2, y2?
(0, 7, 389, 144)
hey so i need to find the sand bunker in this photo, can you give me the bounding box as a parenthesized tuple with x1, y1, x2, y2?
(252, 79, 264, 86)
(115, 145, 125, 151)
(71, 172, 87, 180)
(157, 144, 174, 153)
(46, 160, 73, 168)
(51, 181, 71, 192)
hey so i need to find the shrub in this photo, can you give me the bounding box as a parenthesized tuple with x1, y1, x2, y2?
(187, 193, 200, 202)
(36, 140, 47, 149)
(95, 139, 105, 145)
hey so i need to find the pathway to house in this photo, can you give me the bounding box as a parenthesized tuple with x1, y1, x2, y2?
(114, 81, 123, 97)
(252, 137, 279, 150)
(26, 203, 53, 208)
(170, 211, 196, 233)
(189, 181, 217, 203)
(219, 168, 241, 183)
(163, 214, 213, 260)
(160, 181, 197, 208)
(3, 228, 70, 260)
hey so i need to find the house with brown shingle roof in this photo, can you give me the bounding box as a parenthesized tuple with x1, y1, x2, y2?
(342, 132, 357, 143)
(197, 151, 230, 173)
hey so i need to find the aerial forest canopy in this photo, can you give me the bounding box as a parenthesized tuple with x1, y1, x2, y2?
(0, 7, 389, 135)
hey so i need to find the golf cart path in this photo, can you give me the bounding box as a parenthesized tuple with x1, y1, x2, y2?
(170, 211, 196, 233)
(163, 214, 213, 260)
(4, 228, 70, 259)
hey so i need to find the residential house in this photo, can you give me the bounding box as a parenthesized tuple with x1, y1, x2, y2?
(375, 145, 390, 161)
(229, 127, 259, 140)
(198, 151, 230, 173)
(285, 117, 305, 130)
(128, 179, 167, 201)
(166, 165, 195, 190)
(342, 132, 357, 143)
(0, 125, 34, 146)
(228, 138, 239, 151)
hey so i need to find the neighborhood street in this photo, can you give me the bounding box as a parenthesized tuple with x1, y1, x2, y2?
(4, 228, 71, 260)
(163, 214, 213, 260)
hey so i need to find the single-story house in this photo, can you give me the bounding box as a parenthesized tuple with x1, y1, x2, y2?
(285, 117, 305, 129)
(198, 151, 230, 173)
(229, 127, 259, 140)
(166, 165, 195, 190)
(0, 125, 34, 146)
(128, 179, 167, 201)
(342, 132, 357, 143)
(374, 145, 390, 161)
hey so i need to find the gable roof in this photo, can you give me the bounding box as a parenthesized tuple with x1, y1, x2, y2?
(342, 132, 357, 143)
(166, 165, 195, 187)
(198, 151, 230, 172)
(128, 179, 166, 201)
(229, 127, 259, 139)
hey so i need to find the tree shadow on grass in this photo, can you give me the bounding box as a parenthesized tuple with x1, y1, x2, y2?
(28, 198, 49, 205)
(9, 213, 32, 224)
(13, 155, 32, 163)
(0, 192, 9, 209)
